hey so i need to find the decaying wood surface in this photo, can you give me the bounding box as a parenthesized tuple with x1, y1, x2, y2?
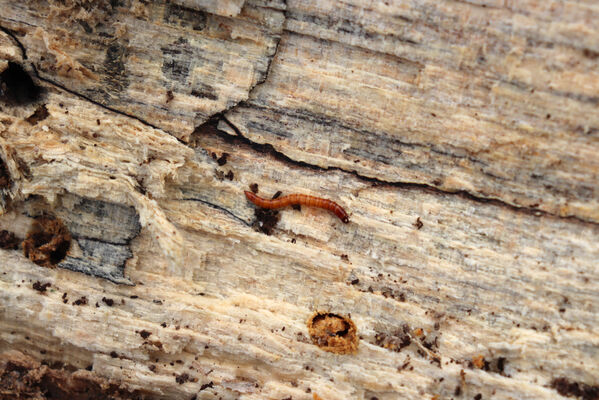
(0, 1, 598, 399)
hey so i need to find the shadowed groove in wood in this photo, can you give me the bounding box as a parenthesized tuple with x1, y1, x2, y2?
(202, 115, 599, 228)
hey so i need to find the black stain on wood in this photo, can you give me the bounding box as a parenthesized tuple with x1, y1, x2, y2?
(161, 38, 192, 82)
(103, 42, 129, 94)
(191, 85, 218, 100)
(164, 3, 207, 31)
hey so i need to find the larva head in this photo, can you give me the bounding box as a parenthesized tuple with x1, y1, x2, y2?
(244, 190, 257, 201)
(333, 205, 350, 223)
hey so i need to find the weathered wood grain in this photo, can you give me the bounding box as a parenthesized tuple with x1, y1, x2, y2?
(0, 1, 598, 400)
(0, 0, 284, 141)
(226, 0, 599, 223)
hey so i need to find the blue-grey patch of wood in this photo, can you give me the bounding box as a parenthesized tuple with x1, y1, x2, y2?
(59, 196, 141, 245)
(59, 238, 133, 285)
(24, 195, 141, 285)
(57, 197, 140, 285)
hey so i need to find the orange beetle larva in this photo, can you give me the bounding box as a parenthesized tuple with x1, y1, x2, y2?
(244, 191, 349, 223)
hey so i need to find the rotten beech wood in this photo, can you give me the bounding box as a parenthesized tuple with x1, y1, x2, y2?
(0, 1, 598, 399)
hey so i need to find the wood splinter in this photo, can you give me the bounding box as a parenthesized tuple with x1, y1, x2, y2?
(244, 191, 349, 223)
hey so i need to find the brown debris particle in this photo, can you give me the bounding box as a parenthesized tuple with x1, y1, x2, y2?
(249, 183, 259, 193)
(72, 296, 87, 306)
(413, 217, 423, 230)
(166, 90, 174, 103)
(138, 330, 151, 339)
(307, 312, 358, 354)
(32, 281, 51, 293)
(25, 104, 49, 125)
(22, 217, 71, 268)
(0, 350, 143, 400)
(381, 287, 406, 301)
(216, 153, 229, 166)
(551, 377, 599, 400)
(495, 357, 507, 375)
(252, 207, 280, 235)
(397, 359, 411, 371)
(583, 48, 599, 60)
(175, 372, 190, 384)
(0, 230, 20, 249)
(472, 354, 485, 369)
(374, 324, 411, 352)
(225, 170, 234, 180)
(101, 297, 114, 307)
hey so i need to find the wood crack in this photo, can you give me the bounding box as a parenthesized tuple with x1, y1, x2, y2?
(0, 25, 179, 137)
(217, 115, 599, 228)
(4, 22, 597, 228)
(181, 197, 250, 226)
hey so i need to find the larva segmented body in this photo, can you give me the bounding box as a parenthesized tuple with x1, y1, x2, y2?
(244, 191, 349, 223)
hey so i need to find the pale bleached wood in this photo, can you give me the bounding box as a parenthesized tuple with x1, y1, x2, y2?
(0, 1, 598, 400)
